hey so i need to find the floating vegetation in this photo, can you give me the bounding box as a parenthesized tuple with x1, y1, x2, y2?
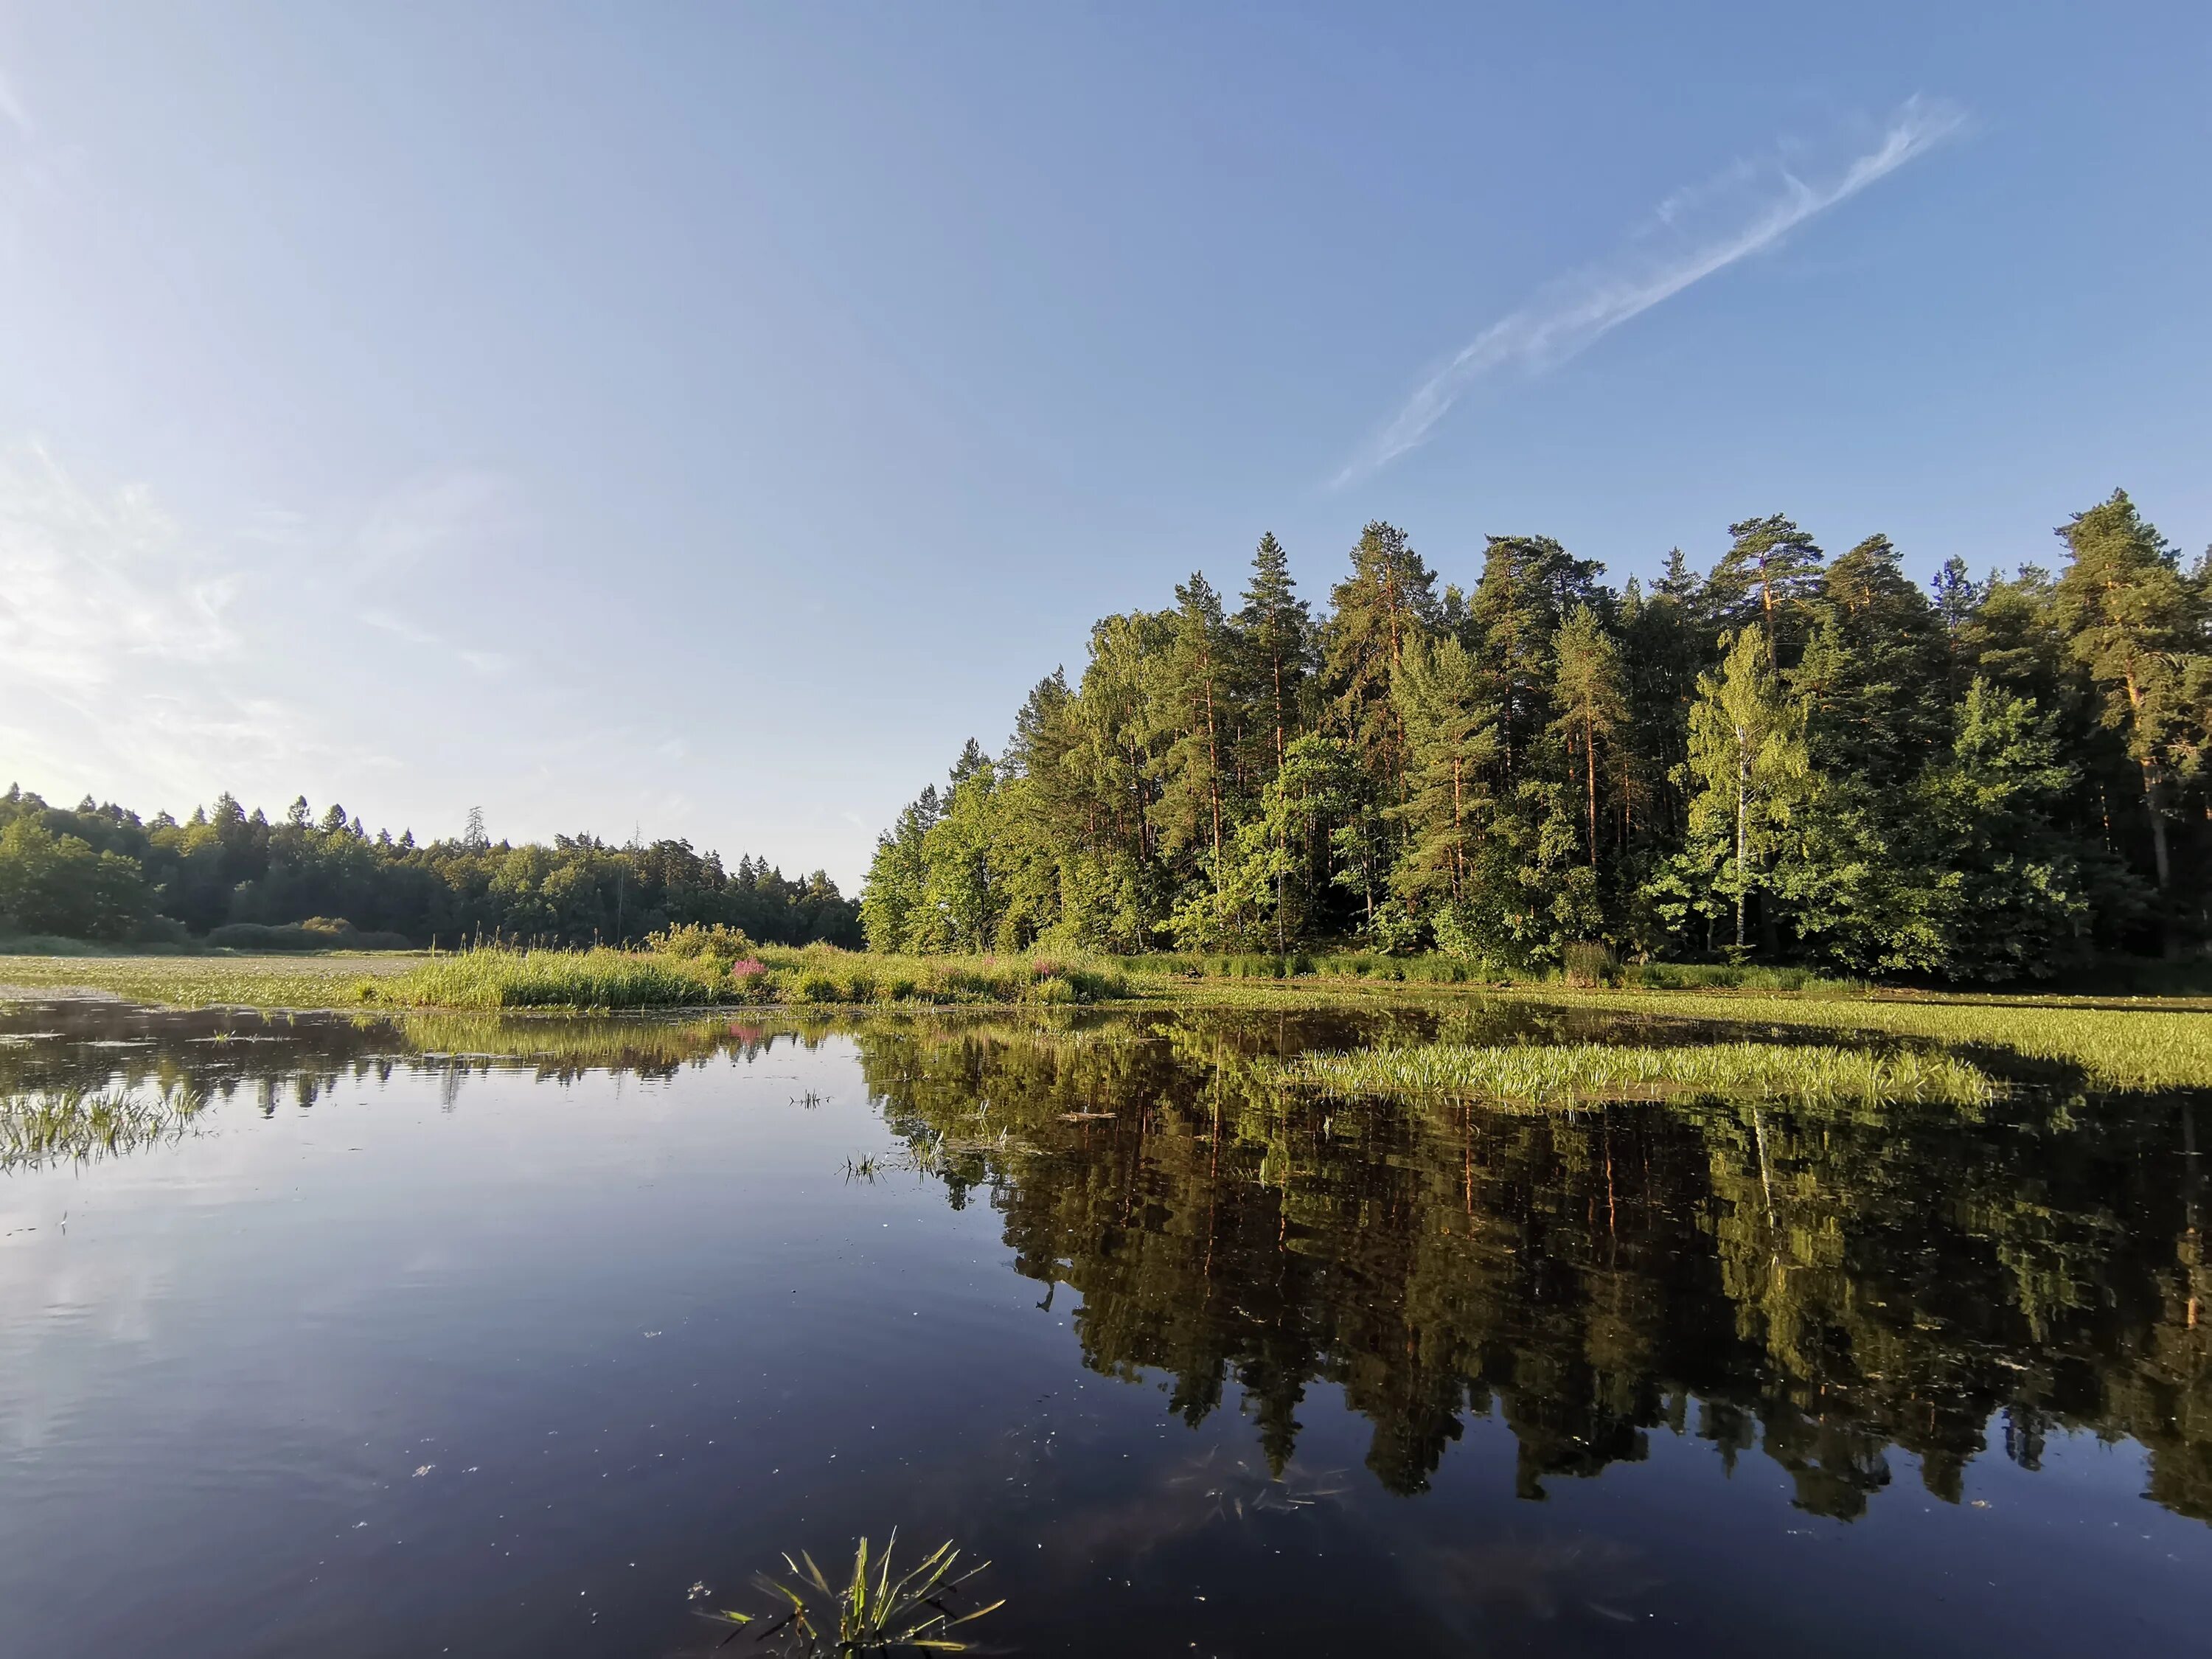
(0, 1083, 210, 1170)
(1276, 1041, 1997, 1107)
(1166, 1448, 1349, 1523)
(702, 1532, 1001, 1655)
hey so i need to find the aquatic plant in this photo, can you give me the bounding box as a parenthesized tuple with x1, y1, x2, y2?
(702, 1532, 1001, 1654)
(1277, 1040, 1996, 1107)
(1533, 987, 2212, 1092)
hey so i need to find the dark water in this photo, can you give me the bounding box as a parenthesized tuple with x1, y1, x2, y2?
(1, 998, 2208, 1657)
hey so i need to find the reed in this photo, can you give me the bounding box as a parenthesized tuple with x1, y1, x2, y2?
(702, 1532, 1001, 1655)
(1277, 1040, 1997, 1108)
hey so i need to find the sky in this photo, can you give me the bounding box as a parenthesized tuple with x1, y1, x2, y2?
(0, 3, 2205, 889)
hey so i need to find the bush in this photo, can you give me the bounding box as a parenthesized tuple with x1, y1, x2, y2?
(206, 920, 413, 952)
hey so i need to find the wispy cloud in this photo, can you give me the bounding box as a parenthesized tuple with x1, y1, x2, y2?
(1331, 96, 1967, 487)
(0, 64, 32, 139)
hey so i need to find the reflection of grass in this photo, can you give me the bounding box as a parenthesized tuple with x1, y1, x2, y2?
(703, 1533, 1001, 1655)
(1279, 1041, 1995, 1107)
(0, 1084, 209, 1169)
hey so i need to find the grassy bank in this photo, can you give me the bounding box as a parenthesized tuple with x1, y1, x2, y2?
(1278, 1040, 1996, 1109)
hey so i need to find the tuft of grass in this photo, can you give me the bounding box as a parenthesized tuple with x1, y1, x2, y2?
(1276, 1040, 1997, 1108)
(702, 1532, 1001, 1655)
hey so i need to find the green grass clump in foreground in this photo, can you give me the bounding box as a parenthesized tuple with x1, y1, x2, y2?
(1279, 1040, 1996, 1108)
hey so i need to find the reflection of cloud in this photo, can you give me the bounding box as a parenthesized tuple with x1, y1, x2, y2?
(1333, 97, 1966, 485)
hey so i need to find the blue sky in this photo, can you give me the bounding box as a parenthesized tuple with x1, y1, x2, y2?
(1, 3, 2205, 888)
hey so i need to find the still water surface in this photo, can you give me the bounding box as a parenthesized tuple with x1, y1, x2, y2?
(1, 998, 2208, 1655)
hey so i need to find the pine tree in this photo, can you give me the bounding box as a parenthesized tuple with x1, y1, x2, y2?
(1321, 521, 1441, 801)
(2053, 490, 2205, 902)
(1389, 636, 1495, 905)
(1706, 515, 1825, 655)
(1237, 533, 1311, 785)
(1550, 605, 1628, 869)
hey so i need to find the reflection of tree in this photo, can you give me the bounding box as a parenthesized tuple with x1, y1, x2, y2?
(857, 1016, 2212, 1523)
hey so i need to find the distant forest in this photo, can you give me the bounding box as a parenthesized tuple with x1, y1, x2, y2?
(0, 790, 860, 949)
(864, 490, 2210, 979)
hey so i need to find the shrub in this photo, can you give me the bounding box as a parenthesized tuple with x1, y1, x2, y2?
(649, 922, 759, 964)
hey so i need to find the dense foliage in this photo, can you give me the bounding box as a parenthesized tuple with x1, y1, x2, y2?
(864, 492, 2208, 978)
(0, 788, 860, 949)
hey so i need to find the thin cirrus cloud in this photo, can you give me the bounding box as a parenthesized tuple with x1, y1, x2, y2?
(1330, 95, 1968, 488)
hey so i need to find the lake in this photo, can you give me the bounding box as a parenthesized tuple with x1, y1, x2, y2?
(1, 995, 2208, 1656)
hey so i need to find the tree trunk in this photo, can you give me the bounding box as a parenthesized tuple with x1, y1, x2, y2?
(1735, 729, 1750, 951)
(1585, 714, 1599, 869)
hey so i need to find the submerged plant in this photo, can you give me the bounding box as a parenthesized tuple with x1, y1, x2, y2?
(703, 1532, 1001, 1654)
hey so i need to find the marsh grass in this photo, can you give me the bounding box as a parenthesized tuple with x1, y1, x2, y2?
(375, 946, 727, 1011)
(0, 952, 417, 1009)
(366, 944, 1132, 1012)
(1529, 988, 2212, 1092)
(1278, 1041, 1997, 1108)
(703, 1532, 1001, 1655)
(0, 1082, 209, 1169)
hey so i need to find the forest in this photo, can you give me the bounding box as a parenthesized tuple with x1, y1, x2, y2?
(0, 788, 860, 949)
(863, 491, 2210, 980)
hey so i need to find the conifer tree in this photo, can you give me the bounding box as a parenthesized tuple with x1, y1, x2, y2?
(1237, 533, 1312, 785)
(1550, 604, 1628, 869)
(2053, 490, 2205, 902)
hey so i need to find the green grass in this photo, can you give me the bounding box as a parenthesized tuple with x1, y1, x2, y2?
(1522, 987, 2212, 1092)
(703, 1532, 1001, 1655)
(373, 946, 728, 1010)
(1279, 1040, 1997, 1108)
(359, 944, 1132, 1012)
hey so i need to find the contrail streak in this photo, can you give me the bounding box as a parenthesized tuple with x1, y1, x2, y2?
(1331, 96, 1966, 487)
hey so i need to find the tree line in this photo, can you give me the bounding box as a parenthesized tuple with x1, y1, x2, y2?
(0, 787, 861, 948)
(863, 490, 2209, 978)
